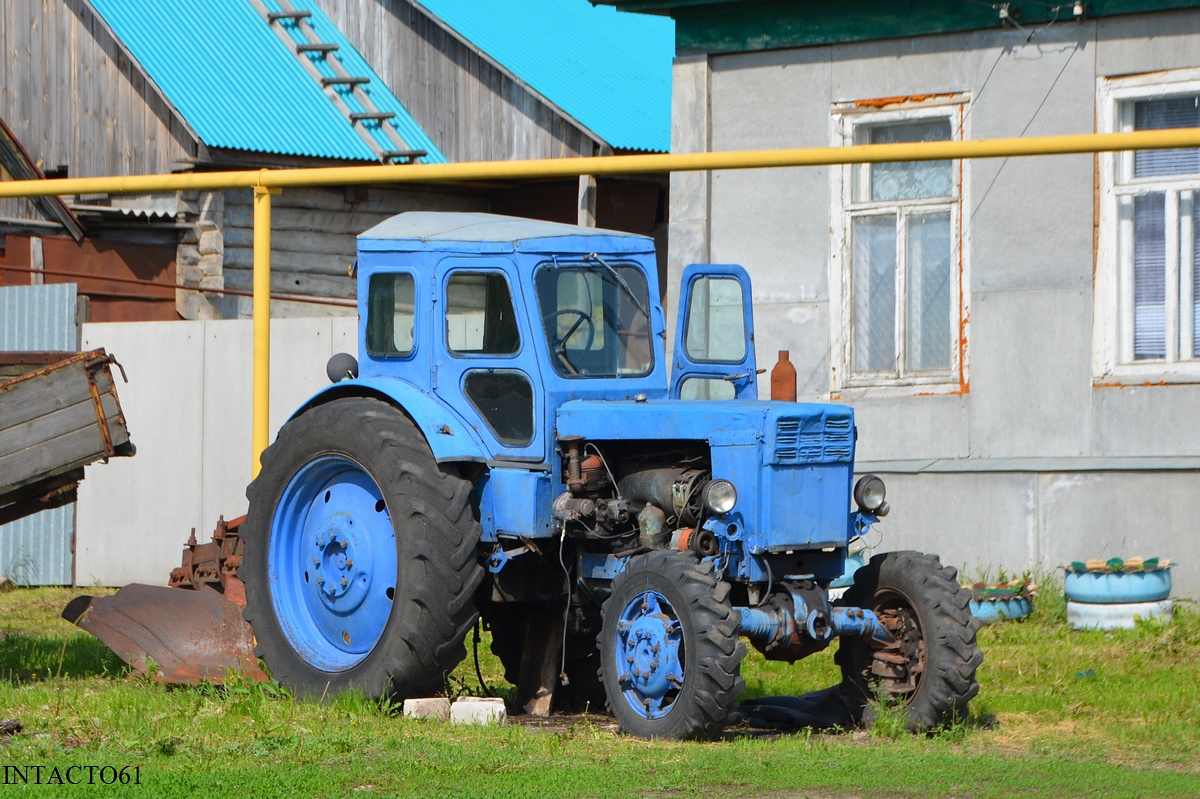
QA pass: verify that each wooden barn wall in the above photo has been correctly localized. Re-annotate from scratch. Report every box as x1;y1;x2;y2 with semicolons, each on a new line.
219;184;486;318
313;0;602;163
0;0;195;220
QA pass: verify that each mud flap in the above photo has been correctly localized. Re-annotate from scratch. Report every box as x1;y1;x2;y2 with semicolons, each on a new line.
63;584;267;684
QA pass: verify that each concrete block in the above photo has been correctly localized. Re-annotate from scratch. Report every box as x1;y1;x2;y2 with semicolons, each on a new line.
853;394;969;463
403;697;451;722
711;46;831;150
753;302;829;399
1038;471;1198;599
1092;384;1200;457
830;33;971;101
1096;10;1200;77
198;253;223;276
450;697;507;726
177;244;200;267
198;229;224;256
865;471;1037;581
967;289;1091;459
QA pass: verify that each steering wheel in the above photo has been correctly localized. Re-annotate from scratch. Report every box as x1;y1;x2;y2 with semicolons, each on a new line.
542;309;596;374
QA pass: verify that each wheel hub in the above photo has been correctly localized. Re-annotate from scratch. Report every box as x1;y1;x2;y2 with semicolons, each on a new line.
313;518;366;605
269;456;397;671
614;591;684;719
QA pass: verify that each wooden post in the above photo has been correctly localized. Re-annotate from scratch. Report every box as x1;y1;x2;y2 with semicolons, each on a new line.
578;174;596;227
515;610;564;717
29;237;43;285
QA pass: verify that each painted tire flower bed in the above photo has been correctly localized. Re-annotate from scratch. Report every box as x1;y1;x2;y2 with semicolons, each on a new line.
1063;558;1173;630
967;578;1036;623
1063;558;1172;604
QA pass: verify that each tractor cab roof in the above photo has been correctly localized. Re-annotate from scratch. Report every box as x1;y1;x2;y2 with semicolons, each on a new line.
357;212;655;256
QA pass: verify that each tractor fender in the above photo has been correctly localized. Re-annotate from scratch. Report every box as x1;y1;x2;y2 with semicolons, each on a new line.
290;378;490;464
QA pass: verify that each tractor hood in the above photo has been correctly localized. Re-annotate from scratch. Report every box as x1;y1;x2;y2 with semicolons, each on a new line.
558;399;858;558
556;399;856;466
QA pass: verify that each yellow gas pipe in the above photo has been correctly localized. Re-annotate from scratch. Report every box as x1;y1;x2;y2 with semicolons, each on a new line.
1;127;1197;473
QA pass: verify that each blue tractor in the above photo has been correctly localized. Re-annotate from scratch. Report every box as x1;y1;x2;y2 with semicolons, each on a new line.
239;212;982;739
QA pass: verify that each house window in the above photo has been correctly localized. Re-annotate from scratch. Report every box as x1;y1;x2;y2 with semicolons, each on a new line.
1099;74;1200;377
833;101;965;390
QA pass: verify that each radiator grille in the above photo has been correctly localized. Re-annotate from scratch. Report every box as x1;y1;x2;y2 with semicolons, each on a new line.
773;414;853;464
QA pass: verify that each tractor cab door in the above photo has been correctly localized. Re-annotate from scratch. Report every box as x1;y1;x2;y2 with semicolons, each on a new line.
433;257;544;461
670;263;757;400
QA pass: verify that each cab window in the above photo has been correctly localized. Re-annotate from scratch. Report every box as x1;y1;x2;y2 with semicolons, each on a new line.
366;272;416;358
445;272;520;355
534;258;653;377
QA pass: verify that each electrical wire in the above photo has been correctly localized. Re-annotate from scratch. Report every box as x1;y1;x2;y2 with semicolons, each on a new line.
0;263;356;307
557;520;571;687
584;443;622;500
471;621;493;697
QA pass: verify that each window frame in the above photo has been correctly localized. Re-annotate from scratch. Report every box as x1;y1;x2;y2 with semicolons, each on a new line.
1096;69;1200;383
829;96;969;396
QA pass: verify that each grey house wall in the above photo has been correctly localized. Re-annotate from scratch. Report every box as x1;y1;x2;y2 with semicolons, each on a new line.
670;10;1200;597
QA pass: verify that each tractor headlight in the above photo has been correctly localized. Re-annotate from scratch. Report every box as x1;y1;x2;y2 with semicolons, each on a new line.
703;479;737;516
854;474;887;514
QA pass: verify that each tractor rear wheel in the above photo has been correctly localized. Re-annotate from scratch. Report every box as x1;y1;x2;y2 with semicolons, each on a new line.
241;397;482;699
599;551;745;740
835;550;982;730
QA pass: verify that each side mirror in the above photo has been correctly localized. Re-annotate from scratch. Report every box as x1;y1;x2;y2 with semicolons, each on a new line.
326;352;359;383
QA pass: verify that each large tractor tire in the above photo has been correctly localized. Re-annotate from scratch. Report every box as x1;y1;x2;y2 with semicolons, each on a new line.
598;551;745;740
241;397;483;699
835;550;982;730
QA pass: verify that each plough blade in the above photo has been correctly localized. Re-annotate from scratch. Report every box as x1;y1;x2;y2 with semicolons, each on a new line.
62;584;267;684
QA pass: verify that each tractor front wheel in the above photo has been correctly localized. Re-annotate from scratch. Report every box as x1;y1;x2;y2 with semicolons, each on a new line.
241;397;482;699
835;550;982;730
599;551;745;740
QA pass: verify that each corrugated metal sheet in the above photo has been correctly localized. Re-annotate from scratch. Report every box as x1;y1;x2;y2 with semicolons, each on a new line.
86;0;445;163
413;0;674;152
277;0;445;162
0;283;78;586
0;283;77;350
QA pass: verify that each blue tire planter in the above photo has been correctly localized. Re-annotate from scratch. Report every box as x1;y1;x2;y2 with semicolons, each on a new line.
969;596;1033;624
1067;599;1173;631
1064;569;1171;604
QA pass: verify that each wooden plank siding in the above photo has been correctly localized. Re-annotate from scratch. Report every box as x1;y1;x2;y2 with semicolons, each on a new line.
219;184;485;316
0;0;195;222
313;0;604;163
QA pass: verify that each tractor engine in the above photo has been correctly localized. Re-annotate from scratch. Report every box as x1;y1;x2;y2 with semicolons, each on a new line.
552;435;728;559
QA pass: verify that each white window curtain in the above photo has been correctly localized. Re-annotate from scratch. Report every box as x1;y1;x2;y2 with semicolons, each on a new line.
1118;94;1200;364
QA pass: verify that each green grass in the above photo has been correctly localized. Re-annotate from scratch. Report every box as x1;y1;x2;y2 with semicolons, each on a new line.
1;586;1198;798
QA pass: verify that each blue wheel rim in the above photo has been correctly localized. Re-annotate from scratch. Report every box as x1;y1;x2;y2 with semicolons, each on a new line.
268;455;397;672
613;590;685;720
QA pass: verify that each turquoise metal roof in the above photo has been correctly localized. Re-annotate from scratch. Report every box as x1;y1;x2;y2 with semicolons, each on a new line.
86;0;445;163
413;0;674;152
